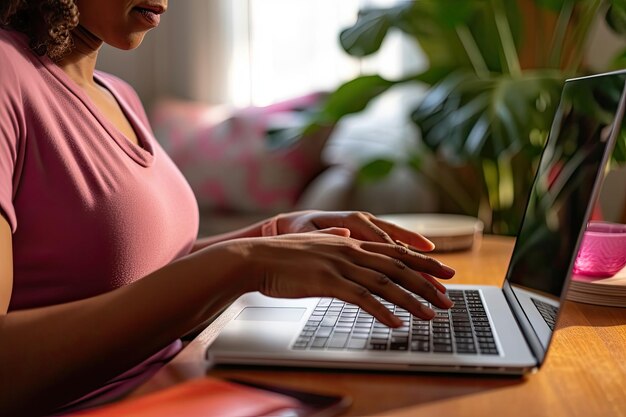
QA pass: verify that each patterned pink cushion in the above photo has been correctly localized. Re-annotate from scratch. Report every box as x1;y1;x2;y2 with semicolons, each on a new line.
150;94;332;213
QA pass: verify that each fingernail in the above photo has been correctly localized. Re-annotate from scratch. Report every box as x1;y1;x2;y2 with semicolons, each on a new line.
422;273;446;293
422;238;435;251
441;264;456;277
436;290;454;308
424;306;436;320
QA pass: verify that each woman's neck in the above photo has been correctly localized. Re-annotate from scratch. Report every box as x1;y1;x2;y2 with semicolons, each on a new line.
56;25;103;88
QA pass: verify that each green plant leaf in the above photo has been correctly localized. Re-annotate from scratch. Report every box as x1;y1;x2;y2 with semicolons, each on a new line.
321;75;395;122
339;5;411;57
413;70;564;162
426;1;477;29
606;2;626;35
357;159;396;184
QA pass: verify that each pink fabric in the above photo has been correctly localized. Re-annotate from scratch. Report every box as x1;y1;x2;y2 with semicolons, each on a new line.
0;29;199;408
150;95;331;213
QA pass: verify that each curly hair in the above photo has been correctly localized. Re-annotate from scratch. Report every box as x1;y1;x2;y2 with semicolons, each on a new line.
0;0;79;61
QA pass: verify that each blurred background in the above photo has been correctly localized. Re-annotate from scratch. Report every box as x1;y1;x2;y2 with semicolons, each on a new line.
97;0;626;237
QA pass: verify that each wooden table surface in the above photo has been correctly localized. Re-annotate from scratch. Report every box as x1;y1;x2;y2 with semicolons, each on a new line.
133;235;626;417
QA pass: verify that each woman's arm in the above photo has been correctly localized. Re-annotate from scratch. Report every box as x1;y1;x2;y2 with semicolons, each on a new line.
191;210;437;254
0;215;249;416
191;218;267;253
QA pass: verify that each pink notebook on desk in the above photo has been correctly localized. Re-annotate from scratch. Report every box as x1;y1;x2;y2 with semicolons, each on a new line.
71;377;349;417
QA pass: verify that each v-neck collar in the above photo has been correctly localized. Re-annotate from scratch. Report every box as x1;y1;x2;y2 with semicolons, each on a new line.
35;45;155;167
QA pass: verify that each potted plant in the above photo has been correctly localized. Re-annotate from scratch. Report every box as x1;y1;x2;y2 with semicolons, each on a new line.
316;0;626;234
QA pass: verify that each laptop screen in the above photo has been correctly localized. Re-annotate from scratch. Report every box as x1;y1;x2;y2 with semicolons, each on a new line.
503;71;626;361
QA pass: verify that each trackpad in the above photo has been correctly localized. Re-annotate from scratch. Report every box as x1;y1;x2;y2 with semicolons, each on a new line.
235;307;306;322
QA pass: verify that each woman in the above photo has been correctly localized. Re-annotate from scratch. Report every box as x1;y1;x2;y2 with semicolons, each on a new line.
0;1;455;415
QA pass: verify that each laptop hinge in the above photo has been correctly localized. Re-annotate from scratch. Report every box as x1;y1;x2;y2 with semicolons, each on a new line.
502;282;546;364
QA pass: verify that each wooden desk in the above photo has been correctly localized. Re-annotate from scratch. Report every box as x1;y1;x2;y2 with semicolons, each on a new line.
133;235;626;416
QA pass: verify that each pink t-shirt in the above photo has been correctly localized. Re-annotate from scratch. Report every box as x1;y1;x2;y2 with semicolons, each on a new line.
0;29;200;408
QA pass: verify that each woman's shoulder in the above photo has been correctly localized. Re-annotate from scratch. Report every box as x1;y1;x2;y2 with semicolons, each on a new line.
0;28;33;63
0;28;39;89
0;29;32;111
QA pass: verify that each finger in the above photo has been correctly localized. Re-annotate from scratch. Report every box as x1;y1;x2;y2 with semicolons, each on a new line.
369;217;435;252
349;244;454;309
420;272;447;294
338;212;395;244
262;266;401;327
337;280;403;328
395;239;435;256
389;268;454;310
343;265;436;320
313;227;351;238
360;241;455;279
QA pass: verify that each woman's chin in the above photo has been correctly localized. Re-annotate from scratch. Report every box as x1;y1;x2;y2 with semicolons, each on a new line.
109;33;148;50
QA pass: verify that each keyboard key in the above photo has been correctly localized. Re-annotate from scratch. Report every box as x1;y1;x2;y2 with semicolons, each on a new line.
410;341;430;352
347;338;367;350
316;327;333;337
390;342;409;351
368;342;388;350
327;334;349;349
352;328;370;334
321;316;339;327
311;337;328;348
390;336;408;343
433;344;453;353
334;327;351;333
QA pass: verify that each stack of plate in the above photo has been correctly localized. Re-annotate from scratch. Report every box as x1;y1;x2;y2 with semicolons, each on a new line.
377;213;484;252
567;269;626;307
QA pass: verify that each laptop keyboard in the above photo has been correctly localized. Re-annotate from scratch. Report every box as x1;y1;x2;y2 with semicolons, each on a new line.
531;298;558;331
292;289;499;355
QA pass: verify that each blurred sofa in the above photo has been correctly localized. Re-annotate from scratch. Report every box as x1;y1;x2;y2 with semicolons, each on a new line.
149;92;438;237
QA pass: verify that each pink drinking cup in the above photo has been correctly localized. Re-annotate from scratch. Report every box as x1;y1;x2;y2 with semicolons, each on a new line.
573;221;626;278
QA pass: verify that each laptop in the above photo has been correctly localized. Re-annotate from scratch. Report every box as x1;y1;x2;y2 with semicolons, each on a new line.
206;70;626;375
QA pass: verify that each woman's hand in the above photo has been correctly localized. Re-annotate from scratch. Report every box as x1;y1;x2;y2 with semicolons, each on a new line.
272;210;436;252
225;230;455;328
